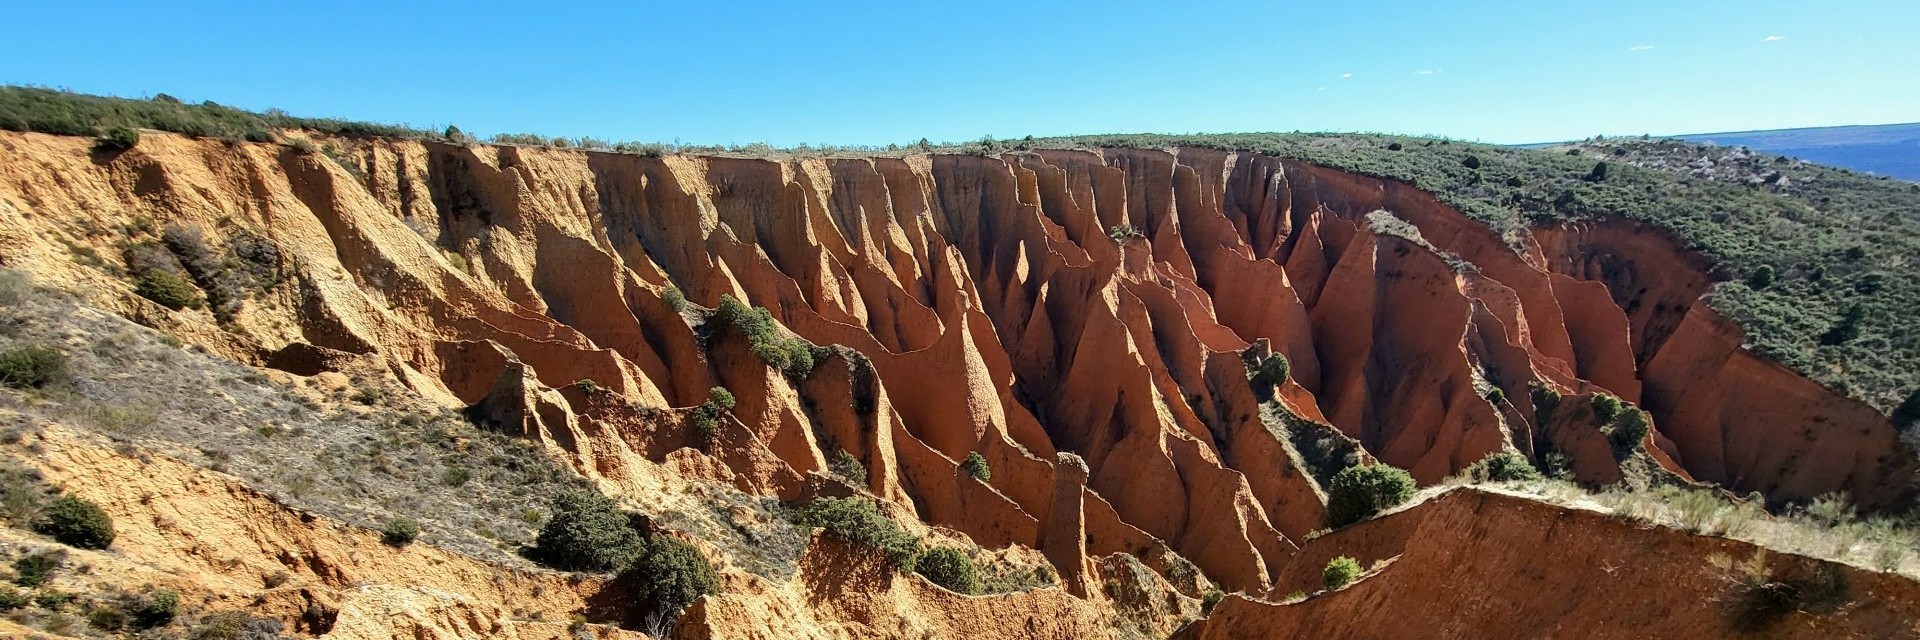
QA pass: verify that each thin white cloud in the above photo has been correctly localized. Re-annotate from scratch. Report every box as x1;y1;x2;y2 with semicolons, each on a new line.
1763;35;1787;42
1629;44;1656;51
1341;72;1353;79
1316;87;1327;92
1415;69;1444;76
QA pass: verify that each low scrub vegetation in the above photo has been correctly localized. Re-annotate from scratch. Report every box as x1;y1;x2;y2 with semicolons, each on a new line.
914;546;980;594
0;345;65;389
795;496;921;571
689;386;735;446
623;534;720;630
1322;555;1361;590
1325;464;1416;528
709;294;820;379
1463;451;1541;482
1712;550;1848;632
381;517;420;546
530;490;645;572
828;449;867;484
33;495;115;549
960;451;990;481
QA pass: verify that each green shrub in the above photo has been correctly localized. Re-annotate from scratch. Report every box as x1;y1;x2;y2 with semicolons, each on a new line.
382;518;420;546
1253;353;1291;387
690;406;721;445
1748;264;1776;289
663;286;687;312
0;345;66;389
623;535;719;621
1323;556;1362;590
531;490;645;572
134;270;203;310
97;125;139;151
829;449;867;485
1606;410;1650;459
707;386;736;410
1465;451;1541;482
1484;387;1506;404
186;611;285;640
1325;464;1416;528
711;294;817;378
795;497;920;571
0;585;27;610
34;495;115;549
1590;394;1624;423
690;387;734;446
960;451;990;482
1201;588;1225;613
127;587;179;630
441;466;471;487
913;547;980;595
10;552;58;587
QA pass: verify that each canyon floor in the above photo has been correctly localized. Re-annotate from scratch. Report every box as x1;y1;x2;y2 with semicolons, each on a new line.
0;113;1916;639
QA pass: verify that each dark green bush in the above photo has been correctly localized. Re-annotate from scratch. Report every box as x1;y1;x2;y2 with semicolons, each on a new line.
1254;353;1291;387
913;547;980;594
1323;555;1362;590
127;587;180;630
382;518;420;546
1590;394;1624;423
134;270;203;310
1484;387;1506;404
1325;464;1415;528
10;552;58;587
1585;161;1609;182
690;387;734;446
1748;264;1776;289
960;451;990;482
97;125;139;151
707;386;736;410
829;449;867;484
34;495;115;549
796;497;921;571
0;345;66;389
1464;451;1541;482
690;406;721;445
531;490;645;572
663;286;687;312
441;466;471;487
1605;409;1650;459
623;535;719;622
711;294;818;378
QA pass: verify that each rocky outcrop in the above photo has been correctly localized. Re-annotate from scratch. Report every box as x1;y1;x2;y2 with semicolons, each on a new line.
0;129;1910;603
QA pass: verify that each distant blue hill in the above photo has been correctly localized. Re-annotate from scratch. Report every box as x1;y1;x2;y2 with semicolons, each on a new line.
1520;123;1920;180
1529;123;1912;181
1672;123;1920;181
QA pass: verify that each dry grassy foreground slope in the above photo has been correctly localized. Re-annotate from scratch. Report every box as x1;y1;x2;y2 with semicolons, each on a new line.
0;128;1914;638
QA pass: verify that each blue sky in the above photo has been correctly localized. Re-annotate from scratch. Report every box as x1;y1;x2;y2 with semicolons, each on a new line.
3;1;1917;146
